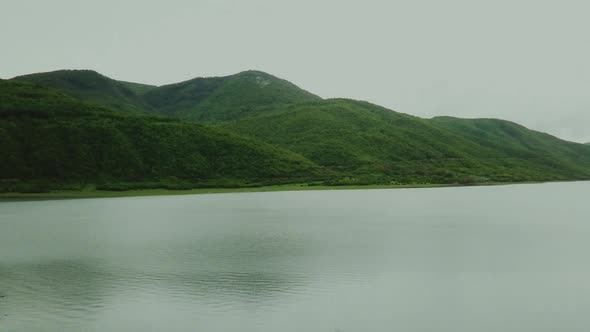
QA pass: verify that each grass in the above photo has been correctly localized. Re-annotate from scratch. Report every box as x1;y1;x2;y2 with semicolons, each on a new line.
0;181;551;201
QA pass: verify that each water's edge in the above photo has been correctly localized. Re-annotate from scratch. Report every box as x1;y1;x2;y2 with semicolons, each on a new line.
2;180;584;201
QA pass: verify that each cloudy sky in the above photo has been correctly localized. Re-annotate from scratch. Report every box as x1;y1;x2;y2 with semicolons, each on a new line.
2;0;589;142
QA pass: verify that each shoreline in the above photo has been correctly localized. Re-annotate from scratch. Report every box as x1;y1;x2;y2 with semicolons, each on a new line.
0;181;565;201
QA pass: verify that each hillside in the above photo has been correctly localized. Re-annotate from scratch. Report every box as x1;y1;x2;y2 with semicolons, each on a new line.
0;81;321;192
143;70;321;120
223;99;590;184
431;116;590;166
4;69;590;189
12;70;157;114
12;69;322;121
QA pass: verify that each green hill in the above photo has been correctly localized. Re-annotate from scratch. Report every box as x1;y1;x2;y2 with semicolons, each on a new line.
143;70;321;120
5;69;590;189
223;99;590;184
12;69;321;121
13;70;157;114
0;81;321;192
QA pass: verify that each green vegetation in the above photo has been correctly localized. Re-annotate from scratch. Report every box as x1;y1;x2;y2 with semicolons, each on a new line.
223;99;590;184
0;81;321;193
13;70;157;114
0;182;514;200
3;69;590;195
13;69;321;121
143;70;321;120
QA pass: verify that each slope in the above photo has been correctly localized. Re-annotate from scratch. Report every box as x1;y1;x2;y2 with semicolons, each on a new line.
223;99;590;184
12;69;157;114
143;70;322;120
0;81;321;192
7;69;590;186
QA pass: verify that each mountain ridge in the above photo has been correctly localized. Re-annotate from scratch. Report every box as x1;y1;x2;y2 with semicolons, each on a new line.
223;98;590;184
0;80;324;192
13;69;158;114
142;69;322;120
3;68;590;191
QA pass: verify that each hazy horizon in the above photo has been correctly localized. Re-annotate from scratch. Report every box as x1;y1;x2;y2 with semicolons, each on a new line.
2;0;589;142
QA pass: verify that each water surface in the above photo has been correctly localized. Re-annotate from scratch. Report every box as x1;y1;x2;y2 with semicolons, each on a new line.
1;182;590;331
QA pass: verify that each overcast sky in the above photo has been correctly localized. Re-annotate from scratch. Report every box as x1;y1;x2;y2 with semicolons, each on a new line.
2;0;589;142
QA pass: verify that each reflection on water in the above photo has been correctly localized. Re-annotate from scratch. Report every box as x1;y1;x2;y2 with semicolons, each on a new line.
2;182;590;331
0;259;308;330
0;260;107;330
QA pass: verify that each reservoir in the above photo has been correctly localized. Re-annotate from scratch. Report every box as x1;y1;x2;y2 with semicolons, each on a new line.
1;182;589;331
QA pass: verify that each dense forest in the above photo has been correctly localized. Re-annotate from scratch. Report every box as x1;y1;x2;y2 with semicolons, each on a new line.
223;99;590;184
3;69;590;193
0;81;321;192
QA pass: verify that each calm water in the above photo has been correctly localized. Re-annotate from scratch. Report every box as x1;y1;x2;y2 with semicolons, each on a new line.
1;182;590;332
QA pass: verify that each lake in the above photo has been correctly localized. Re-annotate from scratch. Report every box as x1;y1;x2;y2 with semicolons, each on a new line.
1;182;590;331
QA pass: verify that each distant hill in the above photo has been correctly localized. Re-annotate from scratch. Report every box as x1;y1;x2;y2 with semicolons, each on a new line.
4;69;590;189
13;70;157;114
223;99;590;184
12;70;321;121
143;70;321;120
0;81;321;192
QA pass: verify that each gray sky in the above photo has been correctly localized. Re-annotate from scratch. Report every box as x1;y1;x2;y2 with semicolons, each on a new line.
2;0;589;142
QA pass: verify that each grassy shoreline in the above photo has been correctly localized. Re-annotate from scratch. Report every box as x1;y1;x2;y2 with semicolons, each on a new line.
0;181;553;201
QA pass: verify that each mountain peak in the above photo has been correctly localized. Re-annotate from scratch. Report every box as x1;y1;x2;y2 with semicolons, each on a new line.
143;70;321;120
14;69;104;81
12;69;155;113
235;69;272;76
233;70;278;87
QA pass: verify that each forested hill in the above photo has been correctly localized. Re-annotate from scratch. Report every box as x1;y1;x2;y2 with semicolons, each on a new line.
3;69;590;191
13;70;321;121
222;99;590;184
0;81;321;192
13;70;158;114
143;70;322;120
